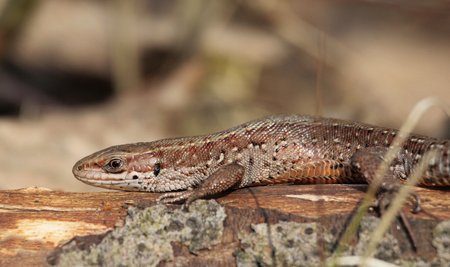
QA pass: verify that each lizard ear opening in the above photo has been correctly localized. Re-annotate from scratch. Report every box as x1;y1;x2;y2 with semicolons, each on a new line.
153;162;161;177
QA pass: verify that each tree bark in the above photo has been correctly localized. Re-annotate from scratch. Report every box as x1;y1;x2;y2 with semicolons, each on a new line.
1;185;449;266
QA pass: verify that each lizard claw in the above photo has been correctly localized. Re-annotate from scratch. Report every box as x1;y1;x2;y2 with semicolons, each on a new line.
375;190;393;215
375;187;422;214
409;192;421;214
157;191;192;204
374;186;420;252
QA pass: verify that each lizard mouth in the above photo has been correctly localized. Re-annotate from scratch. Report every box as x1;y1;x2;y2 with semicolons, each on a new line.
73;170;157;192
72;159;130;182
73;171;141;191
73;170;130;182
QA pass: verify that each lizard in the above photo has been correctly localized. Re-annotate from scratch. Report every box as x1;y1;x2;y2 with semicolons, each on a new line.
72;115;450;207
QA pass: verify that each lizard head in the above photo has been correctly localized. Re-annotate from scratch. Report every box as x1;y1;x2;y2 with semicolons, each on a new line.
72;142;204;192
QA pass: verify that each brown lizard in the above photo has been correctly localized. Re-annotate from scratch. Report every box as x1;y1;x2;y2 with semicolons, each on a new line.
73;115;450;206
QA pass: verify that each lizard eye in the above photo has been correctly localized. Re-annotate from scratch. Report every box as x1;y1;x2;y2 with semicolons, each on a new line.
153;162;161;177
104;158;124;173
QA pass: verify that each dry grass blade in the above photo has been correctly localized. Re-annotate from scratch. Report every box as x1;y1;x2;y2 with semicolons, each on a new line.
328;97;450;267
361;149;439;264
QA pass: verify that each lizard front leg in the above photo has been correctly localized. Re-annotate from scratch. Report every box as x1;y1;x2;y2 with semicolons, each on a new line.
157;163;245;206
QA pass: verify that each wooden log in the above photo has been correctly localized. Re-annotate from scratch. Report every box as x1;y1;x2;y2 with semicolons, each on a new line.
1;185;449;266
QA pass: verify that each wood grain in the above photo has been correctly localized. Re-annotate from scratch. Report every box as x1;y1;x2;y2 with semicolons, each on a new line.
1;185;449;266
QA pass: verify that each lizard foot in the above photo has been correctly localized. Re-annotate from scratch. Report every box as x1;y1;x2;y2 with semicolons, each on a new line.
375;185;421;214
157;191;193;204
374;186;420;251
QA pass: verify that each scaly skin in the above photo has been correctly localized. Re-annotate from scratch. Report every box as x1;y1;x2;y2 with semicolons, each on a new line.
73;115;450;204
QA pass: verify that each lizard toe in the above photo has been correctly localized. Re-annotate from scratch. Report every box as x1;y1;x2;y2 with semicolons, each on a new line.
157;191;192;204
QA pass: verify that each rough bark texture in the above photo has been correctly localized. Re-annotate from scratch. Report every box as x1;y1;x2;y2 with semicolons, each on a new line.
1;185;450;266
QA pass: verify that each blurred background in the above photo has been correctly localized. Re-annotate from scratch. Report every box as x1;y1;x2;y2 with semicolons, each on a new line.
0;0;449;191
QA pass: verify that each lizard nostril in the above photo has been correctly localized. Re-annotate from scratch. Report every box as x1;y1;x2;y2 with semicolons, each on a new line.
77;165;83;171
